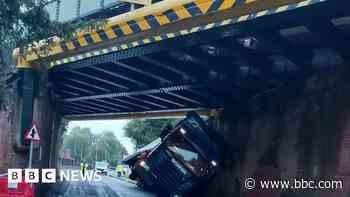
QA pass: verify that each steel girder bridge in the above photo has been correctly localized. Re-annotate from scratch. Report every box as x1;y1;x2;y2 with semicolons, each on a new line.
14;0;350;120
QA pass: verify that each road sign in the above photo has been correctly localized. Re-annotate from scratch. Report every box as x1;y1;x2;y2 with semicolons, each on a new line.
25;123;40;141
25;123;41;169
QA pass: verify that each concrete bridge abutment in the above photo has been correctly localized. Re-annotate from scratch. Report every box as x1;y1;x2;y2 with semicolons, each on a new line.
5;65;64;195
5;65;63;191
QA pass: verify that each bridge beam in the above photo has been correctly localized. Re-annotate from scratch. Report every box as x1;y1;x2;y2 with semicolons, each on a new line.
60;77;111;93
67;69;130;90
136;56;192;81
61;84;202;102
112;60;171;84
108;97;152;110
125;95;168;109
89;65;149;88
65;108;212;120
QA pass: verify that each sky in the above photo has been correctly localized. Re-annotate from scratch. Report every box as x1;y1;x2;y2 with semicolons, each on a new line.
67;119;136;154
46;0;117;21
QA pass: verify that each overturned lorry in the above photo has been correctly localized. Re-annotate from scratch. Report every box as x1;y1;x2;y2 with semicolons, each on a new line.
126;112;223;197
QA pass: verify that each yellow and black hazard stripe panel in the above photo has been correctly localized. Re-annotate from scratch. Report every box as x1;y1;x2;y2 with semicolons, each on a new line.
47;0;242;54
183;2;203;16
83;34;94;44
143;15;160;28
111;25;124;37
49;0;326;68
60;42;69;52
23;0;260;62
127;20;142;33
163;9;180;22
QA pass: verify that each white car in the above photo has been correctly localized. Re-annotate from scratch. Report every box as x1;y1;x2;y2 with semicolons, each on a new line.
94;161;109;175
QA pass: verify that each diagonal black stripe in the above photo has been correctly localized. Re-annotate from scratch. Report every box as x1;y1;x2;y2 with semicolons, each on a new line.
144;15;160;28
111;25;124;37
60;42;69;51
97;30;109;41
183;2;202;16
83;34;94;44
207;0;224;12
163;9;179;21
127;20;142;33
71;39;80;49
236;0;246;6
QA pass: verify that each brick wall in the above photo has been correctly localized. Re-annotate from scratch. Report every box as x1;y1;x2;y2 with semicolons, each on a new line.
205;66;350;197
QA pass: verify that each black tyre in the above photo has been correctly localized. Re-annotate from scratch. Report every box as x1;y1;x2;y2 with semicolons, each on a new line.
129;172;136;180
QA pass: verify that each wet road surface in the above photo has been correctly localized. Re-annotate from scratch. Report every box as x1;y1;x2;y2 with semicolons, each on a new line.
47;175;157;197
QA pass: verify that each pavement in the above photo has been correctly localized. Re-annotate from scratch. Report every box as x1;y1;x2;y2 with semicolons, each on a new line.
45;174;157;197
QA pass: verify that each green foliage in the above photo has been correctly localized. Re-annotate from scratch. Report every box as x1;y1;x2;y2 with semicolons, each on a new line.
91;131;127;166
62;127;93;162
0;0;75;107
1;0;52;48
56;118;69;155
62;127;127;166
124;119;178;147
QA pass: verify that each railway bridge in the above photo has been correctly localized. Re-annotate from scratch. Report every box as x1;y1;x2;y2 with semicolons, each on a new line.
8;0;350;196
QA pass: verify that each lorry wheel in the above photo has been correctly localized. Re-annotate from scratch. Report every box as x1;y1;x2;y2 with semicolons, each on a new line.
129;172;136;180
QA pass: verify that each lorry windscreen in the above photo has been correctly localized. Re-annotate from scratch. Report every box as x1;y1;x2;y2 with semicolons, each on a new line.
164;128;211;177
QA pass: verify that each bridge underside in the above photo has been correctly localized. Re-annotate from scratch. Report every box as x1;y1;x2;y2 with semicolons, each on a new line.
49;0;350;119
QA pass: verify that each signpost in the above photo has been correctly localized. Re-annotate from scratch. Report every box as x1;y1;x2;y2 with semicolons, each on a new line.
25;123;41;169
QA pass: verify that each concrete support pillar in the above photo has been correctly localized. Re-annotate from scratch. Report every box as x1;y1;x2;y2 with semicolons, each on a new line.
7;68;38;169
30;67;63;196
6;65;60;174
49;113;63;169
19;69;35;146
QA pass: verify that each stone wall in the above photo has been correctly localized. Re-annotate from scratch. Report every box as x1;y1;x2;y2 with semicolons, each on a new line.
206;66;350;197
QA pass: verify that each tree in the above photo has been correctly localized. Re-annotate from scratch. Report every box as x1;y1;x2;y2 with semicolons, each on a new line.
124;119;178;147
62;127;127;166
0;0;74;49
0;0;75;107
62;127;94;163
92;131;127;166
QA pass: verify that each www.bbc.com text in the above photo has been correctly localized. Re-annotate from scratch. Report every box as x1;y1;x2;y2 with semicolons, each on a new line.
244;178;343;191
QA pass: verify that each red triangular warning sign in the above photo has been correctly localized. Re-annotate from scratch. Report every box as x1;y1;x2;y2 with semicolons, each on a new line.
25;123;40;141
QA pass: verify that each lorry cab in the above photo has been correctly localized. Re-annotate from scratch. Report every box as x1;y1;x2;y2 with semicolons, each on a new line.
133;112;222;197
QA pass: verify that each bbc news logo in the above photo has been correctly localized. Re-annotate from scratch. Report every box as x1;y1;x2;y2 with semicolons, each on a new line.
8;169;102;183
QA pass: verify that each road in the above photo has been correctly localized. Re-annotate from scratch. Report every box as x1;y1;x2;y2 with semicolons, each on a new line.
46;175;158;197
